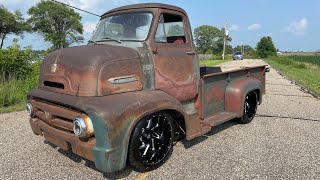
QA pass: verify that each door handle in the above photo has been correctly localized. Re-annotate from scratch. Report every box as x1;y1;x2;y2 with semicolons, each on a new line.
152;49;158;54
186;51;195;55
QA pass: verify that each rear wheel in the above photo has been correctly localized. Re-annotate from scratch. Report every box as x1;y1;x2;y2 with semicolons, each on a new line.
128;112;174;172
238;91;258;124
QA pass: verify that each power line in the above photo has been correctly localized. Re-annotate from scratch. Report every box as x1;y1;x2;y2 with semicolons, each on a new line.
51;0;101;17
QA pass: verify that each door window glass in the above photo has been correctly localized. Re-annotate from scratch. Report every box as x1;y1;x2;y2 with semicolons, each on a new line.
155;13;186;44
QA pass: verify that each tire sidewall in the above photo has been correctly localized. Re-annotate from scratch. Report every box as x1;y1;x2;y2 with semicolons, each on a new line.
128;112;174;172
240;91;258;124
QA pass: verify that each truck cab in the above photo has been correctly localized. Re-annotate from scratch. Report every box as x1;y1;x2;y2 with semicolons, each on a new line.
27;3;267;173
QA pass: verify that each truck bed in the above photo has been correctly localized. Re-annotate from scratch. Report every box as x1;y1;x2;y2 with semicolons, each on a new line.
198;65;267;120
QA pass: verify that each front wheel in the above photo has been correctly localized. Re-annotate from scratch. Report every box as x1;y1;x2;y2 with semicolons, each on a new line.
128;112;174;172
238;91;258;124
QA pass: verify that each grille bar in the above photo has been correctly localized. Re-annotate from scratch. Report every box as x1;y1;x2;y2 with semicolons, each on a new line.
31;99;82;133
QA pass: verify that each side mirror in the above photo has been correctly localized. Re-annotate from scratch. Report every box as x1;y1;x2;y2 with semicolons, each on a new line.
265;67;270;72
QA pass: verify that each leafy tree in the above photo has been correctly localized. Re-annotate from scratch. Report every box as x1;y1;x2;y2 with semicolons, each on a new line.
194;25;232;55
194;25;222;54
234;45;254;53
27;0;83;50
0;5;29;49
213;27;232;54
256;36;276;58
225;45;233;54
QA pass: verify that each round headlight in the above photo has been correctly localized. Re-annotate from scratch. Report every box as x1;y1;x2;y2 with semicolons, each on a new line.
73;117;87;137
26;103;33;116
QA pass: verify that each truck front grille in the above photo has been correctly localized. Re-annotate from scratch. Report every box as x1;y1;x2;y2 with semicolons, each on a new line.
30;99;82;134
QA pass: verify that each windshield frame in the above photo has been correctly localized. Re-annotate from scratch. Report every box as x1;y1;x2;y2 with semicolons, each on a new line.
90;11;155;43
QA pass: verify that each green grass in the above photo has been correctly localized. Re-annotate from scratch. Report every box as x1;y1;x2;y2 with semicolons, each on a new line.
0;102;25;114
200;59;230;66
265;57;320;96
0;71;39;114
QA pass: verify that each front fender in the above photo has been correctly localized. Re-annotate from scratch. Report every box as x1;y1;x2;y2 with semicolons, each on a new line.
225;77;262;117
82;90;187;173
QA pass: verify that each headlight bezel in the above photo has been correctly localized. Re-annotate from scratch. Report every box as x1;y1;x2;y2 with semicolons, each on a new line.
73;115;94;138
26;103;34;116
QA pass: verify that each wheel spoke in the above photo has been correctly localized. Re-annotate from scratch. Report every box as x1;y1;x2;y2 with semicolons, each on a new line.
143;144;150;156
139;141;146;150
146;119;152;130
138;114;172;164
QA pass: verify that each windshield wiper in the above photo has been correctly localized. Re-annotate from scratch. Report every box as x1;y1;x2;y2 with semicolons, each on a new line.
101;37;121;43
88;40;97;44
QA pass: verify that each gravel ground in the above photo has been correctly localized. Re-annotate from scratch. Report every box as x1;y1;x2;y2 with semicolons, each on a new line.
1;59;320;179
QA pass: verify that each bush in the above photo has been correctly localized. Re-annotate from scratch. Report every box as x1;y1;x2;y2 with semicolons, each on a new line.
0;39;36;80
0;39;40;108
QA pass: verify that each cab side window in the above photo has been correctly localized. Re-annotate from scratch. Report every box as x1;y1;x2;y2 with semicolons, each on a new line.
155;13;186;44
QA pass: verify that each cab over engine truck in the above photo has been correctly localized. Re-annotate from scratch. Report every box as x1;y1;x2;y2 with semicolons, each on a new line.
26;3;267;173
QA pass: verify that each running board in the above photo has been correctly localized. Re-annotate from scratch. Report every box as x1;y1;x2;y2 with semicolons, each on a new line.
201;112;238;127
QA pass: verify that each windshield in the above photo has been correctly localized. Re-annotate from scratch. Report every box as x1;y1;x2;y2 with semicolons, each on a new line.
234;52;242;55
90;13;153;42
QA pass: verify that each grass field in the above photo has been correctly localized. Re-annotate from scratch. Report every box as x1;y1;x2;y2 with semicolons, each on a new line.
287;55;320;67
265;57;320;96
280;52;320;56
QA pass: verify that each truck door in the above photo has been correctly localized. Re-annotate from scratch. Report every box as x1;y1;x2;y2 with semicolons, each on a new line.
152;11;198;102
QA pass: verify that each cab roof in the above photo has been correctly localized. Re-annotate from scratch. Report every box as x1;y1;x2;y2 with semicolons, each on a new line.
101;3;187;17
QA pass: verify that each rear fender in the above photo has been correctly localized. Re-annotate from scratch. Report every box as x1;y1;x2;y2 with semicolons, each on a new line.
225;77;262;117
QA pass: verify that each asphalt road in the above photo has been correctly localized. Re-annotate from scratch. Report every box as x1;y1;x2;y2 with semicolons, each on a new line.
1;59;320;179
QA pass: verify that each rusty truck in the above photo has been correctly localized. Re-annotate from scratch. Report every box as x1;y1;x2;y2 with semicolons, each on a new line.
26;3;267;173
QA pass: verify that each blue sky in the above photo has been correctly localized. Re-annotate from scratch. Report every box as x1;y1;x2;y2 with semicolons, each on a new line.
1;0;319;51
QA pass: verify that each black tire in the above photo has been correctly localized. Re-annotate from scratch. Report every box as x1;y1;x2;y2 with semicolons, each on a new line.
128;112;174;172
238;91;258;124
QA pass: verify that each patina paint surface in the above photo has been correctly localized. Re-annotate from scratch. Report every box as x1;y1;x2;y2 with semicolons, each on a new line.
151;9;198;102
202;74;228;118
40;44;141;96
225;77;262;116
199;66;266;119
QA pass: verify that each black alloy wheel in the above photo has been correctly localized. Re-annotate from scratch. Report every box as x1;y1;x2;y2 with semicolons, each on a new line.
238;91;258;124
128;112;174;172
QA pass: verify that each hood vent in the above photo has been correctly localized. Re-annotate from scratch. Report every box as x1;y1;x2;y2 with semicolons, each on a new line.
44;81;65;89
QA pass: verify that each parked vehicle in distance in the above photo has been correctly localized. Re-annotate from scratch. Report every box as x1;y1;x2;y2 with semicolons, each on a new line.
26;3;267;173
233;51;244;60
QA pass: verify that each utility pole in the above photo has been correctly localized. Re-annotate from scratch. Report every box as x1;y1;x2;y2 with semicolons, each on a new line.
241;42;243;54
222;21;229;60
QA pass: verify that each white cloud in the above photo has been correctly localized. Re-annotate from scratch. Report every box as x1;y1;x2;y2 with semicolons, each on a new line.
229;24;240;31
247;24;262;30
285;18;307;35
83;21;98;33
